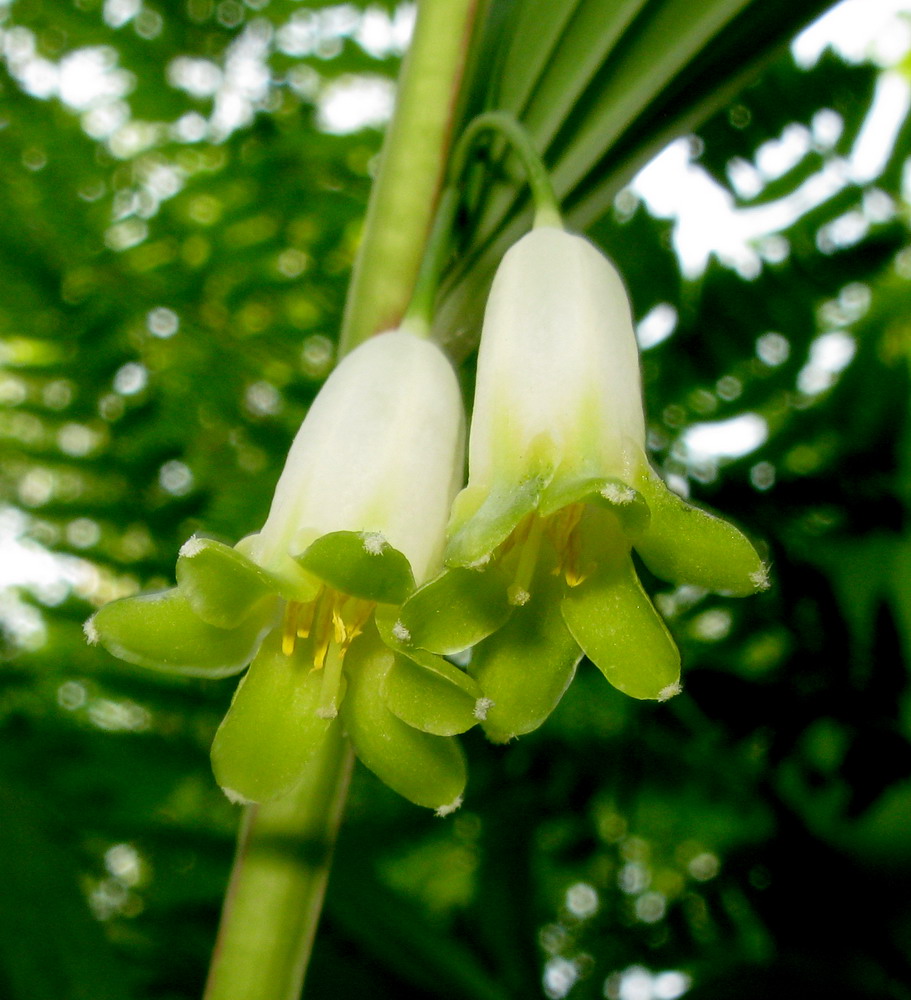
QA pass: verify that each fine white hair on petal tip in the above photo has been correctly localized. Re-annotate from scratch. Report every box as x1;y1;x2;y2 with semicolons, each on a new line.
362;532;386;556
83;617;99;645
473;697;494;721
600;482;636;505
658;681;682;702
179;535;207;558
391;620;411;643
509;588;530;607
435;796;463;818
750;565;771;591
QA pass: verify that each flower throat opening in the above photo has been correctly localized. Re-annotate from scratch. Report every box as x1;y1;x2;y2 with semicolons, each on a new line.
281;588;375;718
501;502;591;606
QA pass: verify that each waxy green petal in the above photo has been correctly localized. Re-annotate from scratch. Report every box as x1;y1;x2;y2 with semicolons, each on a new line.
538;473;651;536
176;535;301;627
635;472;769;596
394;565;513;655
561;554;681;701
87;587;273;677
210;631;337;804
469;557;582;743
295;530;415;604
446;476;546;568
383;650;483;736
341;629;466;813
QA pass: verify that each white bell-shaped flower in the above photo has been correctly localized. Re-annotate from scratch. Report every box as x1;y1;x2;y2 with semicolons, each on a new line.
397;228;767;738
88;330;473;812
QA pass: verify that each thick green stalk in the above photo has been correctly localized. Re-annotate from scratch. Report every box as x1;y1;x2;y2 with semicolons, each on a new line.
339;0;481;355
203;725;354;1000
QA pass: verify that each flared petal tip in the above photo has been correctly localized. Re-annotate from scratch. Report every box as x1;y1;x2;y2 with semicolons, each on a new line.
83;616;99;645
435;796;463;818
221;785;255;806
657;681;682;702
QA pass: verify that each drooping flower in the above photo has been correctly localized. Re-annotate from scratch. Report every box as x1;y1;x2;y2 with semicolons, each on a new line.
86;330;477;813
394;227;768;741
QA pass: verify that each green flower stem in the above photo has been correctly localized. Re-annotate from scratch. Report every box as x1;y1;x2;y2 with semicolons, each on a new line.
402;112;561;334
449;112;563;230
203;725;355;1000
400;185;461;339
339;0;482;355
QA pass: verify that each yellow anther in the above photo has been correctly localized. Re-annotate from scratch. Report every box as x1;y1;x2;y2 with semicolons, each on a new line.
282;588;377;676
547;504;590;588
313;632;331;671
331;599;347;646
340;597;374;650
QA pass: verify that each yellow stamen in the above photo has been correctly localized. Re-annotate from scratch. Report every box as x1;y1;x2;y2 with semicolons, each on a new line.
338;596;374;651
311;591;335;670
507;514;545;606
282;601;301;656
316;639;345;719
331;598;347;645
552;504;590;587
281;588;377;726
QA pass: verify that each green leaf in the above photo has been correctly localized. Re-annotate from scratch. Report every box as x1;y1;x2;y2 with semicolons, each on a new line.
295;530;415;604
635;471;768;595
383;650;483;736
0;762;130;1000
87;587;274;677
469;554;582;742
210;631;337;804
561;550;681;701
341;629;467;812
395;566;513;655
176;535;288;627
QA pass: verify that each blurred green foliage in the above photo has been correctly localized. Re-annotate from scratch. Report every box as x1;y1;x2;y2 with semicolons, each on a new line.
1;0;911;998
